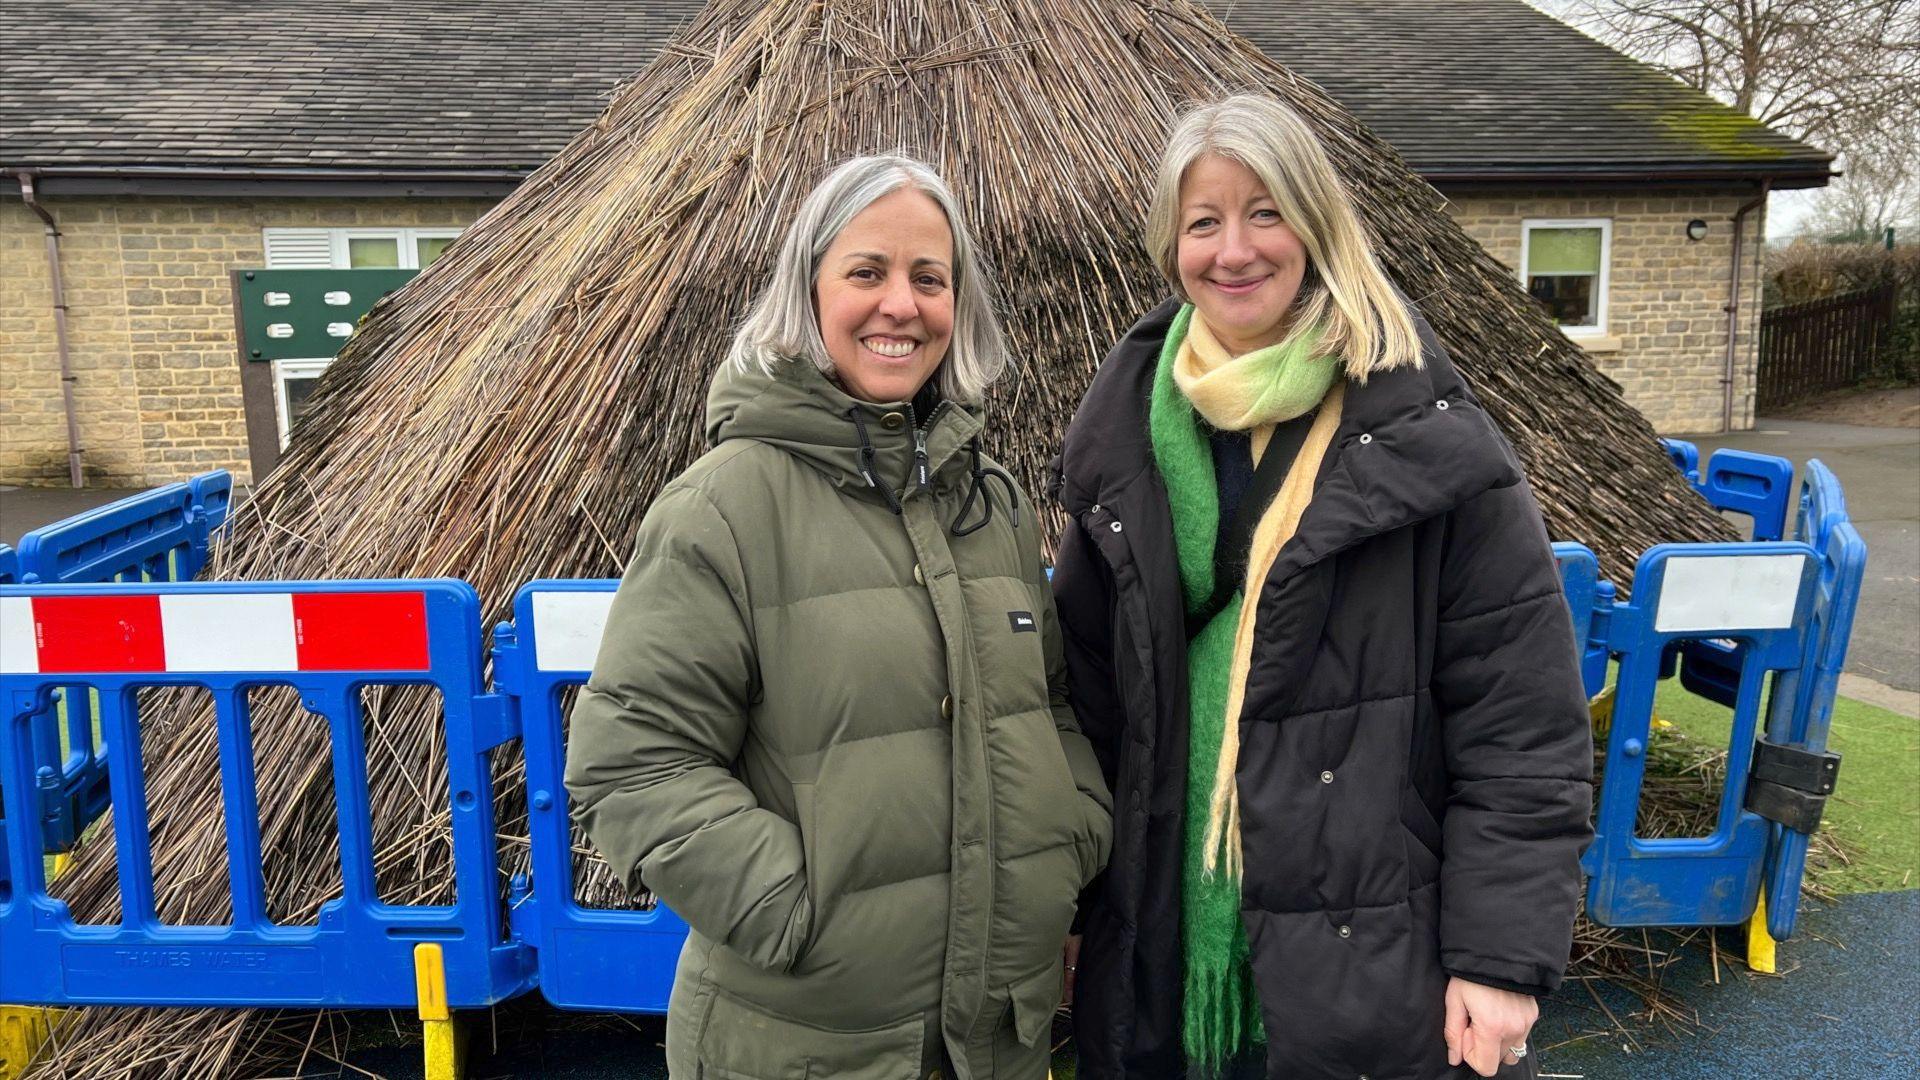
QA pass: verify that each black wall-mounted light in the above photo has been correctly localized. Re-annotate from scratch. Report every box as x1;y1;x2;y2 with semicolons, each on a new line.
1686;219;1709;242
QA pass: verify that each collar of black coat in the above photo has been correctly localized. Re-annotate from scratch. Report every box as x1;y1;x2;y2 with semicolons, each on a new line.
704;351;986;504
1057;295;1523;579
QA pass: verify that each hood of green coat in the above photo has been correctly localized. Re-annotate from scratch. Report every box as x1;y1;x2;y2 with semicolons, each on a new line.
705;355;986;503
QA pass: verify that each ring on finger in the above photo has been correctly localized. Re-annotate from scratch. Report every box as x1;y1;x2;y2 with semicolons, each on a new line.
1507;1044;1528;1059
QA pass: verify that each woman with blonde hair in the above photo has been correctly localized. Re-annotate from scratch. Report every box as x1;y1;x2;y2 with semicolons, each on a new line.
567;153;1111;1079
1052;95;1591;1079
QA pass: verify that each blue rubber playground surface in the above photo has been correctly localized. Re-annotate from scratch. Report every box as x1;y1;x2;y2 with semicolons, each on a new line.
1533;889;1919;1078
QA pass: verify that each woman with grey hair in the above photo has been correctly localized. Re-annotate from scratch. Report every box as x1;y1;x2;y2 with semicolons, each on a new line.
1054;95;1591;1079
565;154;1112;1079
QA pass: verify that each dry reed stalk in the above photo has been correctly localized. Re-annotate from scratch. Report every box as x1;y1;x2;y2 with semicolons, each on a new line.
31;1;1741;1074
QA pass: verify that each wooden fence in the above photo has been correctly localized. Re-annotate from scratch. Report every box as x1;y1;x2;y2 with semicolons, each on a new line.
1757;283;1899;410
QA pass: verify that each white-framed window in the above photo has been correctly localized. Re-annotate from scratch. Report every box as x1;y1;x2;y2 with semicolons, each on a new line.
1520;219;1611;336
258;226;460;448
272;357;331;450
262;226;461;270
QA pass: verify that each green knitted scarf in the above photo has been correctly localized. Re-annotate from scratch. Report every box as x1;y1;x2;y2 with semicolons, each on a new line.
1149;304;1335;1071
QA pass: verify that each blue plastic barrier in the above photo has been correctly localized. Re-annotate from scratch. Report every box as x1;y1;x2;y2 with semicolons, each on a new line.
1758;462;1864;938
0;551;12;877
1660;438;1702;486
17;484;192;585
0;580;531;1009
1550;542;1614;700
1657;440;1795;543
1700;450;1796;543
1686;450;1795;708
16;469;231;586
1646;447;1799;708
6;470;236;867
493;580;687;1013
1581;529;1843;934
189;470;234;541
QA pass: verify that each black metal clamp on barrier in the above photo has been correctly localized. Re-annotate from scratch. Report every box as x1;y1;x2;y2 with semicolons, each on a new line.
1744;740;1842;835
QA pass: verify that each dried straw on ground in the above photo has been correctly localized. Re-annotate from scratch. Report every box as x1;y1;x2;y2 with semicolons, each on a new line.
30;1;1740;1075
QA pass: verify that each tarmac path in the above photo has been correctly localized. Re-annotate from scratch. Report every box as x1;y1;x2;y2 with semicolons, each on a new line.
0;484;142;548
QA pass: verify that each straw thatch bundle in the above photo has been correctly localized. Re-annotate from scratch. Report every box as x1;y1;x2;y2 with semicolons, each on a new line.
30;1;1740;1075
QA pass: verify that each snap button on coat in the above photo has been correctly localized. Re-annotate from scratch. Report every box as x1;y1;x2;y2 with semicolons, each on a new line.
1320;770;1334;784
881;411;907;431
913;563;925;586
940;694;953;720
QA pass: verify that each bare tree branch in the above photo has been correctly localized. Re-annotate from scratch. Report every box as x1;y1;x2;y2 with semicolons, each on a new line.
1537;0;1920;234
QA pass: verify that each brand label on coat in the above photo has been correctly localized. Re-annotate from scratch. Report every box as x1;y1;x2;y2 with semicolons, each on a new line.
1008;610;1037;633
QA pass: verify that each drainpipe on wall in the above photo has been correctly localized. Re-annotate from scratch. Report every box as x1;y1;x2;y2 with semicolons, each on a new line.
17;170;85;487
1722;178;1771;433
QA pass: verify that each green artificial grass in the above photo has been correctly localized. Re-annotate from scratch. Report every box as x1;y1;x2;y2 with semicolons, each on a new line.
1649;678;1920;894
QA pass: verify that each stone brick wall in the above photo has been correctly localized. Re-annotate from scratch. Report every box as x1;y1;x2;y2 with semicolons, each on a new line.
1441;187;1768;434
1;196;491;487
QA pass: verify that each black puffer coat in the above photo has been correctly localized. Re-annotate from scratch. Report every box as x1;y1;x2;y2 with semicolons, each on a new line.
1053;300;1594;1080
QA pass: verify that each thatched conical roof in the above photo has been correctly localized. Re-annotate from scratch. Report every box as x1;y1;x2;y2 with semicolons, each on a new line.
235;0;1723;590
36;2;1732;1075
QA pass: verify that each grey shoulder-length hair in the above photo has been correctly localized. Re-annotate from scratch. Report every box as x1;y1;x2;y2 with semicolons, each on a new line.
727;154;1008;405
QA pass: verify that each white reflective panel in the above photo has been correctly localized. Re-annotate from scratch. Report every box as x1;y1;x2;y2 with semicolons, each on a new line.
267;323;294;338
159;593;298;672
326;322;354;338
1654;553;1806;633
263;292;291;307
531;591;616;673
0;597;38;674
323;291;351;306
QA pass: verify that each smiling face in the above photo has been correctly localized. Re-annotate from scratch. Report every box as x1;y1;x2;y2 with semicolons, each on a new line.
1175;153;1310;355
814;187;956;404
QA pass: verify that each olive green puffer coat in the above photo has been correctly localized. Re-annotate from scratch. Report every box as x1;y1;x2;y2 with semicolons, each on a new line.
565;355;1113;1080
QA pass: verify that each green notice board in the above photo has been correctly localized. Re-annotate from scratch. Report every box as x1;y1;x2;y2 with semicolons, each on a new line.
232;268;418;362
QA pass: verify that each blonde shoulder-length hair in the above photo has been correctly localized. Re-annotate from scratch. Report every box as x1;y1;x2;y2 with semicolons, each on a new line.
728;154;1007;405
1144;94;1421;379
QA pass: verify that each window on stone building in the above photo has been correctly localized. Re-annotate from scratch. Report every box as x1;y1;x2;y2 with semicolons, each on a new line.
347;235;402;268
272;357;331;450
1520;219;1611;336
415;235;456;267
258;226;462;447
262;227;462;271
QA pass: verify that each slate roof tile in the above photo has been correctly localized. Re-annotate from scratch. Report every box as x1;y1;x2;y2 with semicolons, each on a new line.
0;0;1828;179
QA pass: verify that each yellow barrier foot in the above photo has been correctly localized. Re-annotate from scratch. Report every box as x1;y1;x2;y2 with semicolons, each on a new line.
414;943;467;1080
1745;886;1779;974
1588;686;1615;739
0;1005;60;1080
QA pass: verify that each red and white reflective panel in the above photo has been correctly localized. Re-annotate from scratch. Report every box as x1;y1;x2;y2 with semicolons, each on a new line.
0;591;430;675
1653;553;1806;634
530;591;615;673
